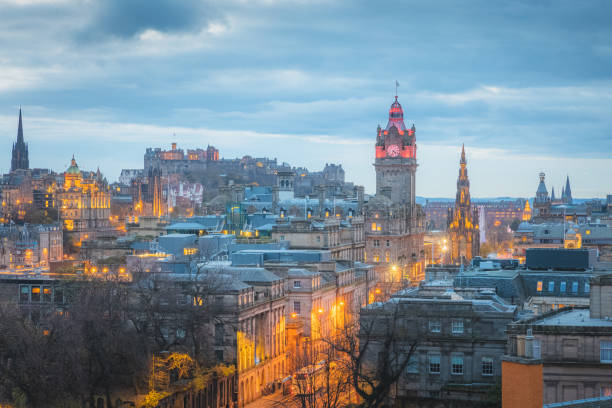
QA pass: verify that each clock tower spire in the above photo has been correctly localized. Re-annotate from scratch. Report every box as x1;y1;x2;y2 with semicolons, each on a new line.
374;96;417;205
364;93;425;286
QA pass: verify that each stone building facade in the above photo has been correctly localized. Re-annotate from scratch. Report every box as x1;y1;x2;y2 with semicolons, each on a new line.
360;283;516;406
271;216;365;262
56;156;112;243
504;274;612;405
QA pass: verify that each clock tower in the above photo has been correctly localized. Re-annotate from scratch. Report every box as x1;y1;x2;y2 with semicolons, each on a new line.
374;96;417;205
364;95;425;290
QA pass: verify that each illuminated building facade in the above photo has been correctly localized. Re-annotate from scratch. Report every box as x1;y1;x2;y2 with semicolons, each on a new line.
447;145;480;264
0;224;62;268
56;156;112;243
10;109;29;172
144;142;219;177
132;167;166;217
364;96;426;285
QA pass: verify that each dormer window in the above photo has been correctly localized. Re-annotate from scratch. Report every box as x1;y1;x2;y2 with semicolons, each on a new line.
293;280;301;289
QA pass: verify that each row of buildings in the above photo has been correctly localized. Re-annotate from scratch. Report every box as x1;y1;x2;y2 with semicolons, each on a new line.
361;248;612;407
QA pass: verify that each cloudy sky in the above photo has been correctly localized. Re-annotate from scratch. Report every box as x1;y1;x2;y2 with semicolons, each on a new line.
0;0;611;198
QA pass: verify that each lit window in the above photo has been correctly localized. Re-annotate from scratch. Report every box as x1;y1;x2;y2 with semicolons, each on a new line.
482;357;493;376
42;286;52;303
293;280;301;289
428;353;440;374
371;223;377;231
560;282;567;292
452;320;464;334
548;281;555;292
429;320;441;333
600;341;612;363
385;251;390;263
31;286;41;302
451;354;464;375
537;281;543;292
572;282;579;293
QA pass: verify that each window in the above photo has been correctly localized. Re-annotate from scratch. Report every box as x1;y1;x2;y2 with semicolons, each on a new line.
385;251;390;263
537;281;543;292
428;353;440;374
54;287;63;304
572;282;579;293
429;320;441;333
560;282;567;292
451;354;464;375
215;323;225;346
405;353;419;374
371;222;377;231
31;286;41;303
452;320;464;334
373;240;380;247
602;386;612;397
386;240;390;247
294;301;301;314
548;281;555;292
293;280;302;289
482;357;493;376
215;350;224;362
601;341;612;363
585;282;590;293
20;285;29;303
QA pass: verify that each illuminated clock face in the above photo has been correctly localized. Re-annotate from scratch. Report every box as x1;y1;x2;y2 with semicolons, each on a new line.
386;144;400;157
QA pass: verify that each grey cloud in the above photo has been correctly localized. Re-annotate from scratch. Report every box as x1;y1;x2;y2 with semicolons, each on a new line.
76;0;219;42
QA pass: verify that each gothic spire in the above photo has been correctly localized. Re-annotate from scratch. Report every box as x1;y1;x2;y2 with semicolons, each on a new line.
460;143;466;165
11;108;29;172
564;175;572;204
17;108;24;143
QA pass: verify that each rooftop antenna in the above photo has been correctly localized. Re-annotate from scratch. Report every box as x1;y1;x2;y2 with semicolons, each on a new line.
395;80;400;99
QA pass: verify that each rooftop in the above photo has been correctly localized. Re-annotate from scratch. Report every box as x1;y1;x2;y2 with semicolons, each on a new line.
533;308;612;327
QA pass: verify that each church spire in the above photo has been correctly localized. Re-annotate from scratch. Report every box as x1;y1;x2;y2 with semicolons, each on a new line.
11;108;29;172
17;108;24;143
460;143;466;165
564;175;572;204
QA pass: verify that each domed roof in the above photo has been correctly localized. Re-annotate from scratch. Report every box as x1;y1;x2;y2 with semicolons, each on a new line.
66;155;80;175
385;96;407;131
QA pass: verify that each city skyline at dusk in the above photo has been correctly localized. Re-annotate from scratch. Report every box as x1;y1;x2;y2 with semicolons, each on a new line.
1;0;611;197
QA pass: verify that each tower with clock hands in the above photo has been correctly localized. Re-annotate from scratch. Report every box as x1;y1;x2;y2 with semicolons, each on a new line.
365;94;425;288
374;95;417;206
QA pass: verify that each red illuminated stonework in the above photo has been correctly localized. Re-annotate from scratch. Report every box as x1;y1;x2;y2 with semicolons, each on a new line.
365;96;426;286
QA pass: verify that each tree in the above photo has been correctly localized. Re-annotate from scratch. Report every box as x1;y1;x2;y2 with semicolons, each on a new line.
322;303;416;408
0;274;150;408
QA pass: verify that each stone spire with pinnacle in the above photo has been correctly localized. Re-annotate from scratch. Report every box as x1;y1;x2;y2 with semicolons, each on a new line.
11;108;29;171
564;175;573;204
